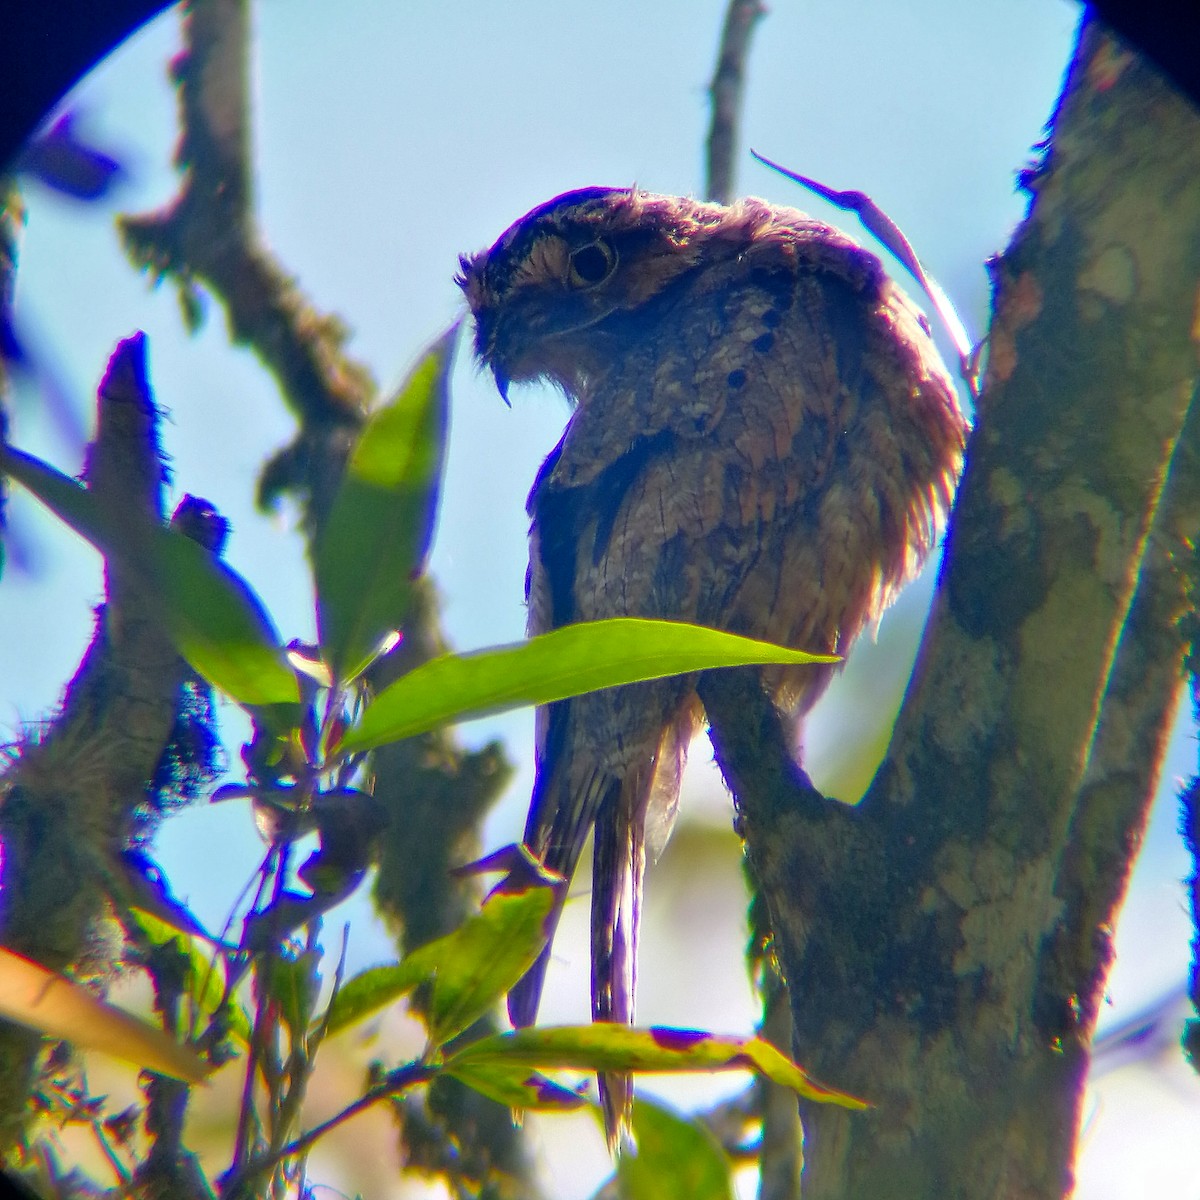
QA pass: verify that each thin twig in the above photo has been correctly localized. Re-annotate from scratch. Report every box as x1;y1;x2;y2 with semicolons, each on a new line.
756;984;801;1200
706;0;767;203
219;1062;437;1198
88;1115;132;1186
307;923;350;1061
230;844;283;1172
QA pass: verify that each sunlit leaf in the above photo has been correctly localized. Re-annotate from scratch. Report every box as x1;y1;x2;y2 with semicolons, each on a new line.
609;1096;733;1200
339;619;838;754
0;444;298;706
0;946;208;1083
413;888;556;1047
315;325;456;684
150;530;299;707
320;958;430;1040
444;1061;587;1112
445;1025;865;1110
321;888;555;1045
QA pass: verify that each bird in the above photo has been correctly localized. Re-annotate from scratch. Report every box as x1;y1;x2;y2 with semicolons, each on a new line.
456;186;968;1148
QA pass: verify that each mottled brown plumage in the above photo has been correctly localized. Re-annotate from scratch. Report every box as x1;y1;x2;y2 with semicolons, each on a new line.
457;187;967;1147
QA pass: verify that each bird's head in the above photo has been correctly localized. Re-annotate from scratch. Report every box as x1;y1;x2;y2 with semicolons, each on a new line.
456;187;756;402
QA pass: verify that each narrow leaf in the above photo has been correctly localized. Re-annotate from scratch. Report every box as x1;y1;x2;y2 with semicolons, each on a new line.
320;888;555;1044
1;445;117;547
319;958;430;1039
0;445;297;706
750;150;976;387
316;325;456;684
0;947;208;1083
339;618;837;753
408;888;556;1048
445;1025;866;1110
265;947;322;1040
151;531;298;706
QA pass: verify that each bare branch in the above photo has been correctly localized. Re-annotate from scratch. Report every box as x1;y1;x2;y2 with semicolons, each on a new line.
706;0;766;203
117;0;374;526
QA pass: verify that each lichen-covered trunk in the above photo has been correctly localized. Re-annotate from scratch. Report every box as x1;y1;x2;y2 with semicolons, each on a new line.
726;17;1200;1199
0;336;192;1150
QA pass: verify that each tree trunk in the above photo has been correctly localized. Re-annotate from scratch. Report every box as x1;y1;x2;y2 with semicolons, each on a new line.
713;17;1200;1197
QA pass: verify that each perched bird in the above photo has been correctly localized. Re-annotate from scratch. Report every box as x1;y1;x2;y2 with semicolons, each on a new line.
457;187;968;1146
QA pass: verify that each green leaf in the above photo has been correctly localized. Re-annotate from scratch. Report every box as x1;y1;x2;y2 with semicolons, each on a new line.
319;958;430;1040
611;1096;733;1200
409;887;556;1048
315;325;456;684
0;444;298;706
127;907;252;1047
320;888;555;1045
339;618;838;753
445;1025;866;1110
150;530;299;707
444;1061;587;1112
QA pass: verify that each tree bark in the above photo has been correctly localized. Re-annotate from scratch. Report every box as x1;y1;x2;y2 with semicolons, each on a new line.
719;17;1200;1197
0;336;196;1149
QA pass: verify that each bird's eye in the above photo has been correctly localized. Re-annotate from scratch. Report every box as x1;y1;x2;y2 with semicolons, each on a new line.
567;240;617;288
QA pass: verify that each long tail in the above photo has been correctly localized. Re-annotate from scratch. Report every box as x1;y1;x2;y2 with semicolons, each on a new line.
591;775;646;1152
508;779;615;1027
506;698;691;1150
507;700;621;1028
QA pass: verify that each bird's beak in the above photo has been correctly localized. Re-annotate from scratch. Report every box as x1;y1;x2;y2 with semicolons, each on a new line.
474;312;511;406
